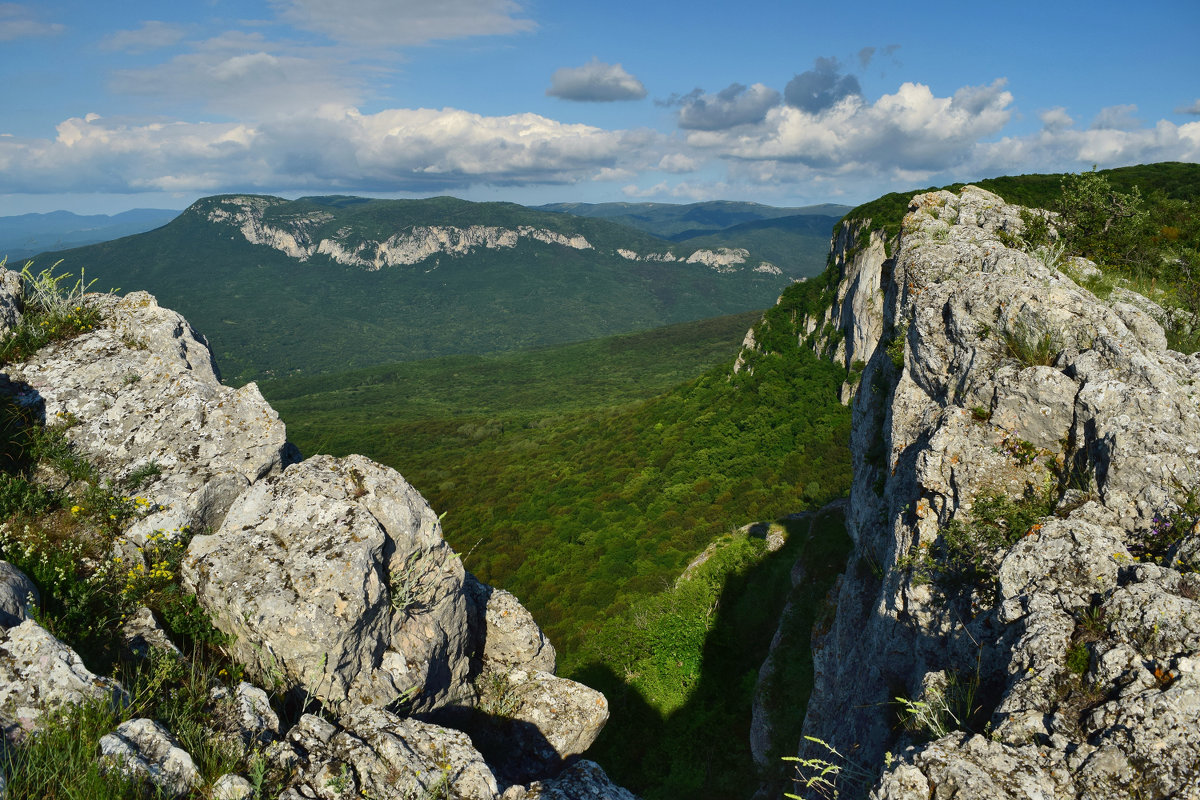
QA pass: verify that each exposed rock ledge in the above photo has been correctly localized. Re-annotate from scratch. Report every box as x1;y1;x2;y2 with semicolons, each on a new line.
0;274;633;798
795;186;1200;798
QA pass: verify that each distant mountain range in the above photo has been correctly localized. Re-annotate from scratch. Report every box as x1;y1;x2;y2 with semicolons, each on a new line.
539;200;850;276
0;208;181;261
33;194;842;383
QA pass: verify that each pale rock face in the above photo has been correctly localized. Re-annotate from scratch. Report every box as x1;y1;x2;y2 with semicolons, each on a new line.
208;196;596;270
99;718;201;799
684;247;749;271
276;710;500;800
732;219;884;395
796;185;1200;799
512;760;640;800
0;269;22;339
465;574;557;674
478;667;610;781
0;620;126;741
2;290;295;540
183;454;472;713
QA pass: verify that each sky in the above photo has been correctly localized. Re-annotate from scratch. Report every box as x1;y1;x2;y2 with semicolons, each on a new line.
1;0;1199;215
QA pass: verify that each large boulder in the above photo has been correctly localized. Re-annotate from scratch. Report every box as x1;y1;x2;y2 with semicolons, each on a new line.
465;574;556;675
183;454;472;713
0;619;126;741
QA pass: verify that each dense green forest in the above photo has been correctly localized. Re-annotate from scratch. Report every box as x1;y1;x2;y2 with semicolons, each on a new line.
265;277;854;797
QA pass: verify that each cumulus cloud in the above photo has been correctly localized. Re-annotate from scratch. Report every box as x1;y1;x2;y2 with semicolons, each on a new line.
0;107;643;195
1090;104;1141;131
101;21;187;53
661;83;781;131
269;0;534;47
1039;107;1074;131
686;80;1013;174
0;3;64;41
656;153;699;173
975;118;1200;176
784;57;861;114
1174;99;1200;115
546;58;647;102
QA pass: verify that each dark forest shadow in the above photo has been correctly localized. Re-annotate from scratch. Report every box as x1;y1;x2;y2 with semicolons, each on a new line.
571;506;852;799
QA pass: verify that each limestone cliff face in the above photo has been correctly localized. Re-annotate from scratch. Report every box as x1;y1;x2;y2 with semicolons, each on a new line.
0;273;633;799
205;194;776;276
793;186;1200;798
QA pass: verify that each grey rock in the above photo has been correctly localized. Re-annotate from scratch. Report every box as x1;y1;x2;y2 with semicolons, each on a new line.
98;717;200;798
796;185;1200;799
183;454;472;713
870;734;1066;799
120;606;182;660
280;709;499;800
212;773;255;800
0;268;22;340
466;573;556;674
2;290;295;540
0;619;125;741
0;561;38;629
209;681;280;750
516;759;640;800
474;667;610;781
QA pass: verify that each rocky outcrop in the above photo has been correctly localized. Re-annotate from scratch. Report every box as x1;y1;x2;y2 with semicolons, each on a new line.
183;453;472;713
794;185;1200;798
616;245;782;275
3;290;297;543
0;560;39;628
0;266;626;796
733;218;887;402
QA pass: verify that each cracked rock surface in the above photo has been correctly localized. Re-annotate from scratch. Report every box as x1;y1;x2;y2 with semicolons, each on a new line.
793;186;1200;799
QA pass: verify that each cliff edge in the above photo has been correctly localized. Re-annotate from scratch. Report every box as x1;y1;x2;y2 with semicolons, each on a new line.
0;272;633;799
789;185;1200;798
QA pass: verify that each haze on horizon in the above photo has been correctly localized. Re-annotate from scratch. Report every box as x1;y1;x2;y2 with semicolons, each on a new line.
1;0;1198;217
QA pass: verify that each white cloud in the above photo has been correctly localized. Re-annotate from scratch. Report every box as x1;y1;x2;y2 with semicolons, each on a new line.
547;58;647;102
0;107;642;195
664;83;781;131
656;153;699;173
975;119;1200;175
269;0;534;47
1175;99;1200;115
101;21;187;53
1039;107;1074;131
0;3;63;40
621;180;730;201
1090;104;1141;131
687;80;1013;174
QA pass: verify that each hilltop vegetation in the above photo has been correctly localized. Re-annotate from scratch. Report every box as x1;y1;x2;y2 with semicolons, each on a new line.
37;195;823;383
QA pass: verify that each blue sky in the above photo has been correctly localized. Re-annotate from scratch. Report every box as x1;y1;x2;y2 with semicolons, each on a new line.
2;0;1198;215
